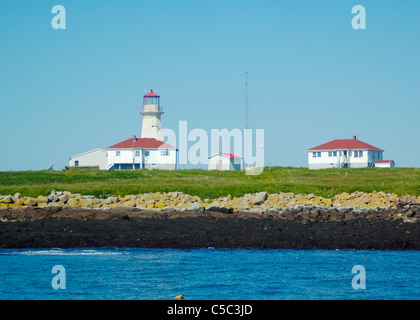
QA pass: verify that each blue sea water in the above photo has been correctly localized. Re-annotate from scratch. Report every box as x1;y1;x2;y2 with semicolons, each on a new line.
0;248;418;300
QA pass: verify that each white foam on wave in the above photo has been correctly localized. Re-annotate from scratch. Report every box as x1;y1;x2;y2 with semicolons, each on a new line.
5;249;125;256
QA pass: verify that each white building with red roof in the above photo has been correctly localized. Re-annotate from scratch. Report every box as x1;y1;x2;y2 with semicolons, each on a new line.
208;153;242;171
106;89;177;170
374;160;395;168
107;136;177;170
307;136;389;169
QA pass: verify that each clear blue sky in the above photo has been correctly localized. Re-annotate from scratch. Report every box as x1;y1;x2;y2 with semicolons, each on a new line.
1;0;419;171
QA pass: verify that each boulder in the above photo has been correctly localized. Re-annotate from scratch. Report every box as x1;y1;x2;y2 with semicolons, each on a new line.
79;199;93;208
13;193;22;200
0;195;14;204
58;195;68;204
47;195;59;203
123;200;136;207
206;206;233;214
253;192;268;205
103;197;117;204
185;202;204;213
406;209;416;218
36;196;48;203
23;197;37;206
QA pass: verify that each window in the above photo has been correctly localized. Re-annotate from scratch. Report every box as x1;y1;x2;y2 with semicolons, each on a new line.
317;152;321;157
75;160;79;167
359;151;363;157
161;149;169;156
333;151;337;157
354;151;358;158
312;152;317;158
349;151;352;157
116;151;120;156
328;151;332;157
339;151;342;156
145;151;150;156
135;150;140;157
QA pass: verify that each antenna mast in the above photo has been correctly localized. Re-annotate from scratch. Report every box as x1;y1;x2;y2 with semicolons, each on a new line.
245;72;249;130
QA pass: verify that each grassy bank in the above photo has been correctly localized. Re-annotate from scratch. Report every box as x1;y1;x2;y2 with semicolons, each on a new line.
0;167;419;199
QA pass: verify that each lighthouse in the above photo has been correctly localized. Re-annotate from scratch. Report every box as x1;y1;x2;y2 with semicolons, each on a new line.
140;89;164;140
70;88;177;171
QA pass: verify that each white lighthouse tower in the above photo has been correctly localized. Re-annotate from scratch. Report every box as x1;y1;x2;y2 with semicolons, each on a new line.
140;89;164;140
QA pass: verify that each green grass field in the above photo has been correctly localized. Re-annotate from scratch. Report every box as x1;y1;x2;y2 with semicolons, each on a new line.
0;167;419;199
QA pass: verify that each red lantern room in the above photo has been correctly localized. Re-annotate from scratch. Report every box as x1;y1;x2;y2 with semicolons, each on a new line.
143;89;160;106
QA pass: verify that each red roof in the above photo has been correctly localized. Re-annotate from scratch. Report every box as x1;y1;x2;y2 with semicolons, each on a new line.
144;89;159;97
308;136;383;151
209;153;242;159
220;153;242;159
375;160;394;164
109;137;175;149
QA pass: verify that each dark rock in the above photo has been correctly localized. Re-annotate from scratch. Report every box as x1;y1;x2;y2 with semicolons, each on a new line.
0;207;419;250
344;213;356;220
406;209;416;218
206;206;233;214
330;212;344;221
320;211;330;219
309;211;320;219
281;210;297;220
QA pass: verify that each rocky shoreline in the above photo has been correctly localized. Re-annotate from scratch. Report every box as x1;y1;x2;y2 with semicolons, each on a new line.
1;191;419;250
1;190;419;213
0;205;419;250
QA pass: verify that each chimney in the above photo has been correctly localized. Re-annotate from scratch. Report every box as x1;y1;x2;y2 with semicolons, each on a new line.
353;135;356;140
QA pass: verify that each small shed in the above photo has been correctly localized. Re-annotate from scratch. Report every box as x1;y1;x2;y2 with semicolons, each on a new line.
68;148;107;170
208;153;242;171
375;160;395;168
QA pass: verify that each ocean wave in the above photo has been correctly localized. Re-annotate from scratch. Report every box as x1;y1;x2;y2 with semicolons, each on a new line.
1;248;125;256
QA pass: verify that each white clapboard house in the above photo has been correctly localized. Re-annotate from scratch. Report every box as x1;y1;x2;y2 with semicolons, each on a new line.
307;136;391;169
107;136;177;170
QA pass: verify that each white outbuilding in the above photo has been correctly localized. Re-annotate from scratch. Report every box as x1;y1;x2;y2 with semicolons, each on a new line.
208;153;242;171
375;160;395;168
67;148;107;170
